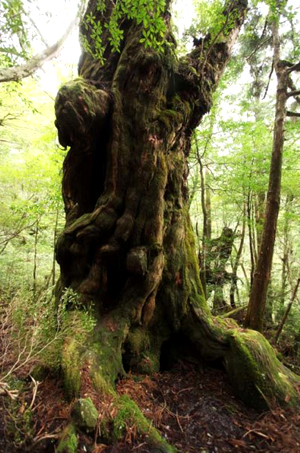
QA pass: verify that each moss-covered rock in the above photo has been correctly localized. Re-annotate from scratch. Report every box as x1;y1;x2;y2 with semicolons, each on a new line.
71;397;98;432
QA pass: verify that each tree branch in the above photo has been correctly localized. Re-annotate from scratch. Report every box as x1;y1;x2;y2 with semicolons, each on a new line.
0;1;87;83
246;36;272;62
287;62;300;73
0;20;75;83
262;60;274;99
286;111;300;117
287;90;300;98
0;112;23;126
21;7;49;48
177;0;248;126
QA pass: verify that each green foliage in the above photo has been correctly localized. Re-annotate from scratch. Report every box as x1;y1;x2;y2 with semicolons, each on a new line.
0;71;98;400
58;288;97;342
189;0;300;337
0;0;30;67
0;285;96;385
0;0;80;75
81;0;168;62
4;377;34;450
183;0;242;49
0;78;64;292
193;0;225;36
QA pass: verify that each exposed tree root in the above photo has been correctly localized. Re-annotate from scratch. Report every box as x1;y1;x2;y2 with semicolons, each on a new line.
55;303;300;452
58;313;175;452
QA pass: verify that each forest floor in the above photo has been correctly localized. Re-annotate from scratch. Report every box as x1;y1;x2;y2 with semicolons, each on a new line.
0;359;300;453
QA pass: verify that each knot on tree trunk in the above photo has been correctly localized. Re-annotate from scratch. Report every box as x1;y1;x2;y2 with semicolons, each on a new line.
55;79;113;218
126;247;148;276
55;78;112;147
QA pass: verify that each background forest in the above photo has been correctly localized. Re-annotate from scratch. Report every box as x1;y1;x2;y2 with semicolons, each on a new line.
1;0;300;451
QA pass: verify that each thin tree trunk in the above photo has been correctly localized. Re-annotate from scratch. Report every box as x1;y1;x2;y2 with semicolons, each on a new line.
52;206;60;287
280;195;292;306
247;190;255;286
32;217;40;303
194;133;212;297
206;170;212;239
245;19;287;332
251;194;258;265
275;270;300;343
255;192;265;251
198;151;208;295
240;262;250;291
230;204;246;307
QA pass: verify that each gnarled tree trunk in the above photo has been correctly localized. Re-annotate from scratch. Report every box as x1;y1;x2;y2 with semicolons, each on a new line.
54;1;299;450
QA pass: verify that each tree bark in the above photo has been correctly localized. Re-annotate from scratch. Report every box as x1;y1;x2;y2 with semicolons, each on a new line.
275;270;300;343
255;192;265;251
53;1;300;449
245;18;287;332
32;217;40;303
247;189;256;287
280;195;293;306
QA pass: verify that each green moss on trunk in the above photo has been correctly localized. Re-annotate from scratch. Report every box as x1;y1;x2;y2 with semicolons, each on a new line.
54;1;300;449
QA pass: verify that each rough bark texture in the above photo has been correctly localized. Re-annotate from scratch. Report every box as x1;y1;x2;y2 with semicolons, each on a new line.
54;1;300;450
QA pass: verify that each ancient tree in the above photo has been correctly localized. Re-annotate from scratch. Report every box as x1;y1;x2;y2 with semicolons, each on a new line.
54;0;299;450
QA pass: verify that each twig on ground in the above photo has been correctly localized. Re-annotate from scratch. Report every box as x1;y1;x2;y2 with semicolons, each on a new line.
29;375;40;410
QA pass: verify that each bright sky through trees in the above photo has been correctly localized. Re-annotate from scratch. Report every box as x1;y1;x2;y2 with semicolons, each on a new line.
31;0;196;92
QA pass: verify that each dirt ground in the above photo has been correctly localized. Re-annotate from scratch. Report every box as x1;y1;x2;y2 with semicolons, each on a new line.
1;360;299;453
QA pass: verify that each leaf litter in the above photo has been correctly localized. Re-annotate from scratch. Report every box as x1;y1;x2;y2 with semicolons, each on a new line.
0;361;299;452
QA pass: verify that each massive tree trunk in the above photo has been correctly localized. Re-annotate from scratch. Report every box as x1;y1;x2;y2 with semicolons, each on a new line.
54;0;299;450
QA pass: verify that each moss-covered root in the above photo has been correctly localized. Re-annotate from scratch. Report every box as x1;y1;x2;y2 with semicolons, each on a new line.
59;325;175;451
113;395;176;452
92;372;175;451
60;310;130;400
58;386;175;452
224;329;300;411
60;338;82;400
57;424;78;453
